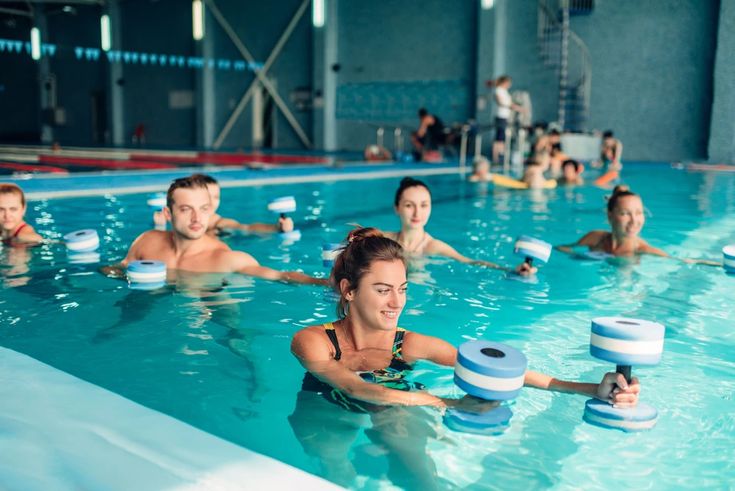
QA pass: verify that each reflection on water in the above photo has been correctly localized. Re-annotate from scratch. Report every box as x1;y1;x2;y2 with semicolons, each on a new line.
1;170;734;489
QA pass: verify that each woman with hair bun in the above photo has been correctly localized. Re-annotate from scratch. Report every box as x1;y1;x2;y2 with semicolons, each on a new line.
385;177;534;275
289;228;639;487
557;187;719;265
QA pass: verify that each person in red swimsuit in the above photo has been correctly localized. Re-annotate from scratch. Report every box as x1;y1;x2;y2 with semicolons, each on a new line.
0;183;43;245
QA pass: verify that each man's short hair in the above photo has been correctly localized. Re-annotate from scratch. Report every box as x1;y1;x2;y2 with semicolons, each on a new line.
418;108;428;118
190;173;218;186
166;176;209;209
0;183;26;207
602;130;614;139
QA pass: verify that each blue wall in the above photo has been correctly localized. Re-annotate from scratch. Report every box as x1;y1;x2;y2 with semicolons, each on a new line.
335;0;477;151
571;0;719;161
709;0;735;163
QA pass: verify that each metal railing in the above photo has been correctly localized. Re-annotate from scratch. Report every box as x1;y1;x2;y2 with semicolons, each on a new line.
537;0;592;131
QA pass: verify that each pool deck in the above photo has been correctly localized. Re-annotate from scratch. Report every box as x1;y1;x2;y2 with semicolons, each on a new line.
0;347;341;491
4;161;462;200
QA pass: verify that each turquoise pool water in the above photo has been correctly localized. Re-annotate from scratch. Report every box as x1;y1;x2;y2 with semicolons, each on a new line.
1;164;734;490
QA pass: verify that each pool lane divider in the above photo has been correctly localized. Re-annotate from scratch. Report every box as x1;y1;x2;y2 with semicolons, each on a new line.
17;163;460;200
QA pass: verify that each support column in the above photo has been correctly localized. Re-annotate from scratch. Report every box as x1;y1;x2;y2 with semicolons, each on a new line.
107;0;124;146
312;0;338;151
196;6;215;148
34;9;53;144
708;0;735;164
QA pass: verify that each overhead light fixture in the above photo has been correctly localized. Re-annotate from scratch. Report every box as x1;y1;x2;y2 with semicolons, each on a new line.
482;0;495;9
312;0;325;28
192;0;204;41
30;27;41;60
100;15;111;51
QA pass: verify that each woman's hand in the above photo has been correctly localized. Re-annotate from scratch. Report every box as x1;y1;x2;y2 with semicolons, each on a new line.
515;261;538;276
444;395;500;414
278;216;295;233
595;372;640;408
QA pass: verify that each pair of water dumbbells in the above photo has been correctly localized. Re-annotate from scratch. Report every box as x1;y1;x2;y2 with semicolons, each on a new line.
446;316;665;434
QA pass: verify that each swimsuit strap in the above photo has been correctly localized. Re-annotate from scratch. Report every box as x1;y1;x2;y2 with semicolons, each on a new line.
12;223;28;238
323;322;341;360
392;328;406;361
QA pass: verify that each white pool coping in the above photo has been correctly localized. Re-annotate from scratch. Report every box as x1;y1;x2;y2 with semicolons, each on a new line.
0;346;341;491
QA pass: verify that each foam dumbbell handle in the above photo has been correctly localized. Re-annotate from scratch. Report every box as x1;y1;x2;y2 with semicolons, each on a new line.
617;365;632;384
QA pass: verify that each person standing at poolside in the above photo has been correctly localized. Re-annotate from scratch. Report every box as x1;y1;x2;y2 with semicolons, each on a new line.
490;75;525;165
0;183;43;246
153;174;293;235
557;187;719;265
106;175;326;285
382;177;534;275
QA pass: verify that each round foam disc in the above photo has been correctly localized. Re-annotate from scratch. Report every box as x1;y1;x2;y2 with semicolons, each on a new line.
444;405;513;435
454;341;527;401
64;229;100;252
583;399;658;432
514;235;552;264
590;317;665;366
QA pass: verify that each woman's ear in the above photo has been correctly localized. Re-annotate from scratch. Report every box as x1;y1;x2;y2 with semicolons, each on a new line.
339;278;354;300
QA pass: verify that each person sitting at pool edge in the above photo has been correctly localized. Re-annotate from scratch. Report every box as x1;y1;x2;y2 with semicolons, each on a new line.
153;173;293;235
105;175;326;285
557;187;719;265
291;227;640;412
0;183;43;246
410;108;446;162
384;177;535;275
557;159;585;186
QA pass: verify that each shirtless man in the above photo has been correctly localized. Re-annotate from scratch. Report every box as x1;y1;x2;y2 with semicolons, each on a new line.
0;183;43;246
153;174;292;235
108;176;325;285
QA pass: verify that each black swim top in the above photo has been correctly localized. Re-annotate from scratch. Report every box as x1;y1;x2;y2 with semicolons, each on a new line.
301;322;425;412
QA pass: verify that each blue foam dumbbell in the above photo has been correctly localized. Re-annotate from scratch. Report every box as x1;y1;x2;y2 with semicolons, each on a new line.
322;242;343;269
444;340;527;435
267;196;301;243
127;260;167;290
584;316;665;432
514;235;552;269
64;229;100;253
723;245;735;274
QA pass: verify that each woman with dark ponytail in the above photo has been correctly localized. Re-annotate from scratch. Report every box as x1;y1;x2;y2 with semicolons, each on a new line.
557;187;719;265
383;177;534;275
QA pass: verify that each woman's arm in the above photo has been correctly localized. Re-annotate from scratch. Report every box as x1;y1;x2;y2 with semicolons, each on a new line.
291;329;446;408
639;240;721;266
524;370;640;407
429;239;508;271
555;231;602;254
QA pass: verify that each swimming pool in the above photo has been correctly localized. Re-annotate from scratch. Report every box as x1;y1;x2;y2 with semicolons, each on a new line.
1;163;734;489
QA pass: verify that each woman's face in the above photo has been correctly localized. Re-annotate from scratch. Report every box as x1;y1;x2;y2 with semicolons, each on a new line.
395;186;432;231
343;259;407;332
0;192;26;233
608;195;645;238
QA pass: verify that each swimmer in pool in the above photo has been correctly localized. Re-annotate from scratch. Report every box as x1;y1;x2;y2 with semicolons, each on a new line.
593;130;623;172
467;155;493;182
153;174;293;235
521;158;548;189
0;183;43;246
557;187;720;265
556;159;585;186
381;178;534;274
289;228;639;487
105;175;326;285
